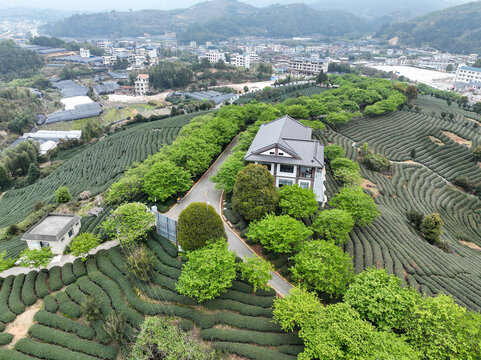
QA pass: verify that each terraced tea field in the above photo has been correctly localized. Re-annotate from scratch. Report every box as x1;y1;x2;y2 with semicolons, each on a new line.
0;233;301;360
0;112;207;230
316;96;481;311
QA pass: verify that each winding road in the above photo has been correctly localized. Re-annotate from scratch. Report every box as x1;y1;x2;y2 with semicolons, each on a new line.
166;136;293;297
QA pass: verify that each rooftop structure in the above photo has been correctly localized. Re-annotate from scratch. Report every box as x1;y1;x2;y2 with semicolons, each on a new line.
288;57;329;75
456;64;481;85
46;103;102;124
22;214;81;255
244;115;325;202
173;90;235;105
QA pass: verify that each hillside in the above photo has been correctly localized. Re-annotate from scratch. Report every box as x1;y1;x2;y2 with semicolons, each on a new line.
43;0;370;40
310;0;460;19
376;1;481;54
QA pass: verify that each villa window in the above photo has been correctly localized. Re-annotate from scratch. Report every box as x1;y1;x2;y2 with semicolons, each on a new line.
279;164;294;173
299;181;310;189
278;178;294;187
299;166;313;178
262;163;272;172
68;229;74;238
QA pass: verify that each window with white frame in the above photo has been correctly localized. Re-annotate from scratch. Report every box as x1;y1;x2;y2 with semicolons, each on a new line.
279;164;294;174
278;178;294;187
299;181;310;189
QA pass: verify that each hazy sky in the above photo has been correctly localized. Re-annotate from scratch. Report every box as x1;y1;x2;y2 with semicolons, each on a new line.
0;0;302;11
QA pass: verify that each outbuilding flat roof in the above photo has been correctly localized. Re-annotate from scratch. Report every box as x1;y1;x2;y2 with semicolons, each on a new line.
22;213;81;242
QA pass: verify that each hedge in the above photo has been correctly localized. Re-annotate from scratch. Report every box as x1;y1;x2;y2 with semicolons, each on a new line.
202;299;273;317
104;248;127;274
61;263;76;285
0;332;13;346
213;342;296;360
154;232;179;257
178;319;194;332
236;218;248;231
8;274;26;315
0;276;16;323
0;349;38;360
34;310;95;340
55;291;81;318
15;338;100;360
34;270;49;299
21;271;37;306
28;324;118;359
218;289;274;308
202;328;302;346
43;294;58;313
77;277;114;318
0;322;4;332
48;266;63;291
92;320;111;345
224;208;239;225
65;283;87;307
279;345;305;356
146;236;182;269
72;258;87;277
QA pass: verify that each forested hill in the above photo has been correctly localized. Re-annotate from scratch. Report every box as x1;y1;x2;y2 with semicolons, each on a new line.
43;0;370;41
376;1;481;54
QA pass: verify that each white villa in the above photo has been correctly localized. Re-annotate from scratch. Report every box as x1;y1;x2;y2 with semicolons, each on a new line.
244;115;325;202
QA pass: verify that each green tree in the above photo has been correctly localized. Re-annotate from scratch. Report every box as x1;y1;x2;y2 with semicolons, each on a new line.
232;164;279;221
70;233;100;261
315;70;329;85
55;186;72;203
238;256;273;292
291;240;354;296
344;267;420;331
473;102;481;115
130;317;219;360
27;163;40;184
142;160;192;202
324;144;344;163
80;296;101;323
405;85;418;104
273;286;323;331
176;240;236;302
102;203;155;248
472;145;481;161
210;150;245;194
286;104;309;119
0;251;16;272
247;214;313;253
0;163;11;189
330;185;380;227
310;209;354;244
18;247;53;269
177;202;226;251
446;64;454;72
402;294;481;360
278;185;319;218
103;311;126;344
420;213;443;244
326;112;352;124
125;246;155;281
330;157;362;184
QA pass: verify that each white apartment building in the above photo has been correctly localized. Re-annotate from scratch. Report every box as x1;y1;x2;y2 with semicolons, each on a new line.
135;74;149;96
203;51;226;64
97;41;111;50
103;55;117;66
287;57;329;75
231;53;259;69
455;65;481;84
79;48;90;58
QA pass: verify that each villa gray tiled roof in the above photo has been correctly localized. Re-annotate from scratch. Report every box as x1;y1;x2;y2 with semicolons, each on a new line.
244;115;324;168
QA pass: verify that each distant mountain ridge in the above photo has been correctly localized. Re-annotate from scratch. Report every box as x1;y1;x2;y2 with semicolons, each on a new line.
43;0;371;41
376;1;481;54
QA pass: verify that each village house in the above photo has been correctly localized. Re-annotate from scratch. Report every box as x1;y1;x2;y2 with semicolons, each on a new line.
135;74;150;96
22;214;82;255
244;115;325;202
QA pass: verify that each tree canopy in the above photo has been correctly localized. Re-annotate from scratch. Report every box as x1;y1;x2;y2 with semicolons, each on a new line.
278;185;319;219
330;185;380;226
291;240;354;296
238;256;273;292
177;202;226;251
310;209;354;244
18;247;53;269
232;164;279;221
142;160;192;202
247;214;313;253
210;150;246;194
176;240;237;302
70;233;100;261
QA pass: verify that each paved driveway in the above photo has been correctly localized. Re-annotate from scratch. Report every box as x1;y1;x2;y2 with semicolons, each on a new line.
166;136;293;296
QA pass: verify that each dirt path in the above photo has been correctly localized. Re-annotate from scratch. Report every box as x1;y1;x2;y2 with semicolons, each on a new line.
4;300;42;348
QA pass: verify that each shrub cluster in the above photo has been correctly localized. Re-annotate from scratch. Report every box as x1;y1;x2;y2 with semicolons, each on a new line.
61;263;76;285
43;294;58;313
202;328;302;346
15;337;100;360
213;342;296;360
34;310;95;340
9;274;26;315
55;291;81;318
0;276;16;323
0;348;39;360
48;266;63;291
34;270;49;298
21;271;37;306
0;332;13;346
359;143;391;173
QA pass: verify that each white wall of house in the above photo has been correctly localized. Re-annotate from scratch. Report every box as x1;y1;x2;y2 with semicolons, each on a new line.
25;220;81;255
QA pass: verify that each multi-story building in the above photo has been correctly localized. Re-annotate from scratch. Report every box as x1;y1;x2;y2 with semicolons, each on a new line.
203;51;226;64
455;64;481;84
231;53;259;69
244;115;325;203
79;48;90;58
287;57;329;75
134;74;149;96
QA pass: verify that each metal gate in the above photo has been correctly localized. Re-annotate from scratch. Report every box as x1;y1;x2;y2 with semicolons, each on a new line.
156;213;177;244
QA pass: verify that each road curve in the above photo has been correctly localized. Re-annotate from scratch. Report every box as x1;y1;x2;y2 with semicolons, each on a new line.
166;136;293;297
